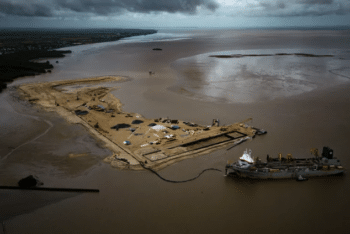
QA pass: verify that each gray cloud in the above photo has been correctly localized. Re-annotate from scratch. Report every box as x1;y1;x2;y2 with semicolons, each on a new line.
266;8;348;17
298;0;334;5
259;1;286;10
0;0;219;17
251;0;350;17
0;1;53;17
1;0;348;20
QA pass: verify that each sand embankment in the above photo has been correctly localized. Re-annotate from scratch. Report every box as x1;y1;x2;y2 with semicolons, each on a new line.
19;76;262;170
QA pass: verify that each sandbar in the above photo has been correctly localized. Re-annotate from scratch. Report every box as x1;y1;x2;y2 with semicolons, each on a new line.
18;76;264;170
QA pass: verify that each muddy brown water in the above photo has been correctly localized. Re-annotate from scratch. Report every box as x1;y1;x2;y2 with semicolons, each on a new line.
1;29;350;233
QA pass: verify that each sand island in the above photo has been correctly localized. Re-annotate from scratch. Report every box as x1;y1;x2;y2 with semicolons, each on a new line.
18;76;266;170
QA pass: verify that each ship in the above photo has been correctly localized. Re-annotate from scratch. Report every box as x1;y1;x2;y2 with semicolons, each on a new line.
225;147;344;179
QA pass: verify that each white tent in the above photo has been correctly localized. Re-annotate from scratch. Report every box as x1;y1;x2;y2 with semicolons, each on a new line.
151;125;166;131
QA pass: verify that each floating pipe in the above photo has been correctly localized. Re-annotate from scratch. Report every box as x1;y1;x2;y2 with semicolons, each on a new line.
0;186;99;193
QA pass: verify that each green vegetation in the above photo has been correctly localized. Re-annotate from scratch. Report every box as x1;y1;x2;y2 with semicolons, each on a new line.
0;28;157;93
0;50;71;92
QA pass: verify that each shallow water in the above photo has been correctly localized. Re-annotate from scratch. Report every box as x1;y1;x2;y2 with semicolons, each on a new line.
1;28;350;233
172;48;350;103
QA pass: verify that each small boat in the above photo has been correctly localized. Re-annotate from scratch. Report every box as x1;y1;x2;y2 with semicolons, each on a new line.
296;175;308;181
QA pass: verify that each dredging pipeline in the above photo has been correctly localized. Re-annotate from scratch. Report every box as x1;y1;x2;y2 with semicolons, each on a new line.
139;162;222;183
0;186;99;193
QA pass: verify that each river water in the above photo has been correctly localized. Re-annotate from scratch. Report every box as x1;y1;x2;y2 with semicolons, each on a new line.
1;28;350;233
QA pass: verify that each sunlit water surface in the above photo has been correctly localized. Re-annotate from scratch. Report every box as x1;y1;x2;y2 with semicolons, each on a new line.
172;48;350;103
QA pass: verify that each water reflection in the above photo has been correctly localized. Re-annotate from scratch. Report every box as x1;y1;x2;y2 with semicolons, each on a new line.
173;49;350;103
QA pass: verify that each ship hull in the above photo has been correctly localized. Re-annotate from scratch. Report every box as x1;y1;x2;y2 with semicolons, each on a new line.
226;167;344;179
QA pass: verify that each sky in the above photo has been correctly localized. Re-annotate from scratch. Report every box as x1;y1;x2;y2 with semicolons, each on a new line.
0;0;349;28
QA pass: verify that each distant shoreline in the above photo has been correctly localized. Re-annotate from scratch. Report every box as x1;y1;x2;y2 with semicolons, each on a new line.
0;29;157;93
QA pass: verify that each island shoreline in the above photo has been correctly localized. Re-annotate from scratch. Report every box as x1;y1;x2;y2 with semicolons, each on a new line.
18;76;264;171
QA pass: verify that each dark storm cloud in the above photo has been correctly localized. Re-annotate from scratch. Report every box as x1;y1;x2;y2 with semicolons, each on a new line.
0;0;53;16
0;0;219;17
58;0;218;14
